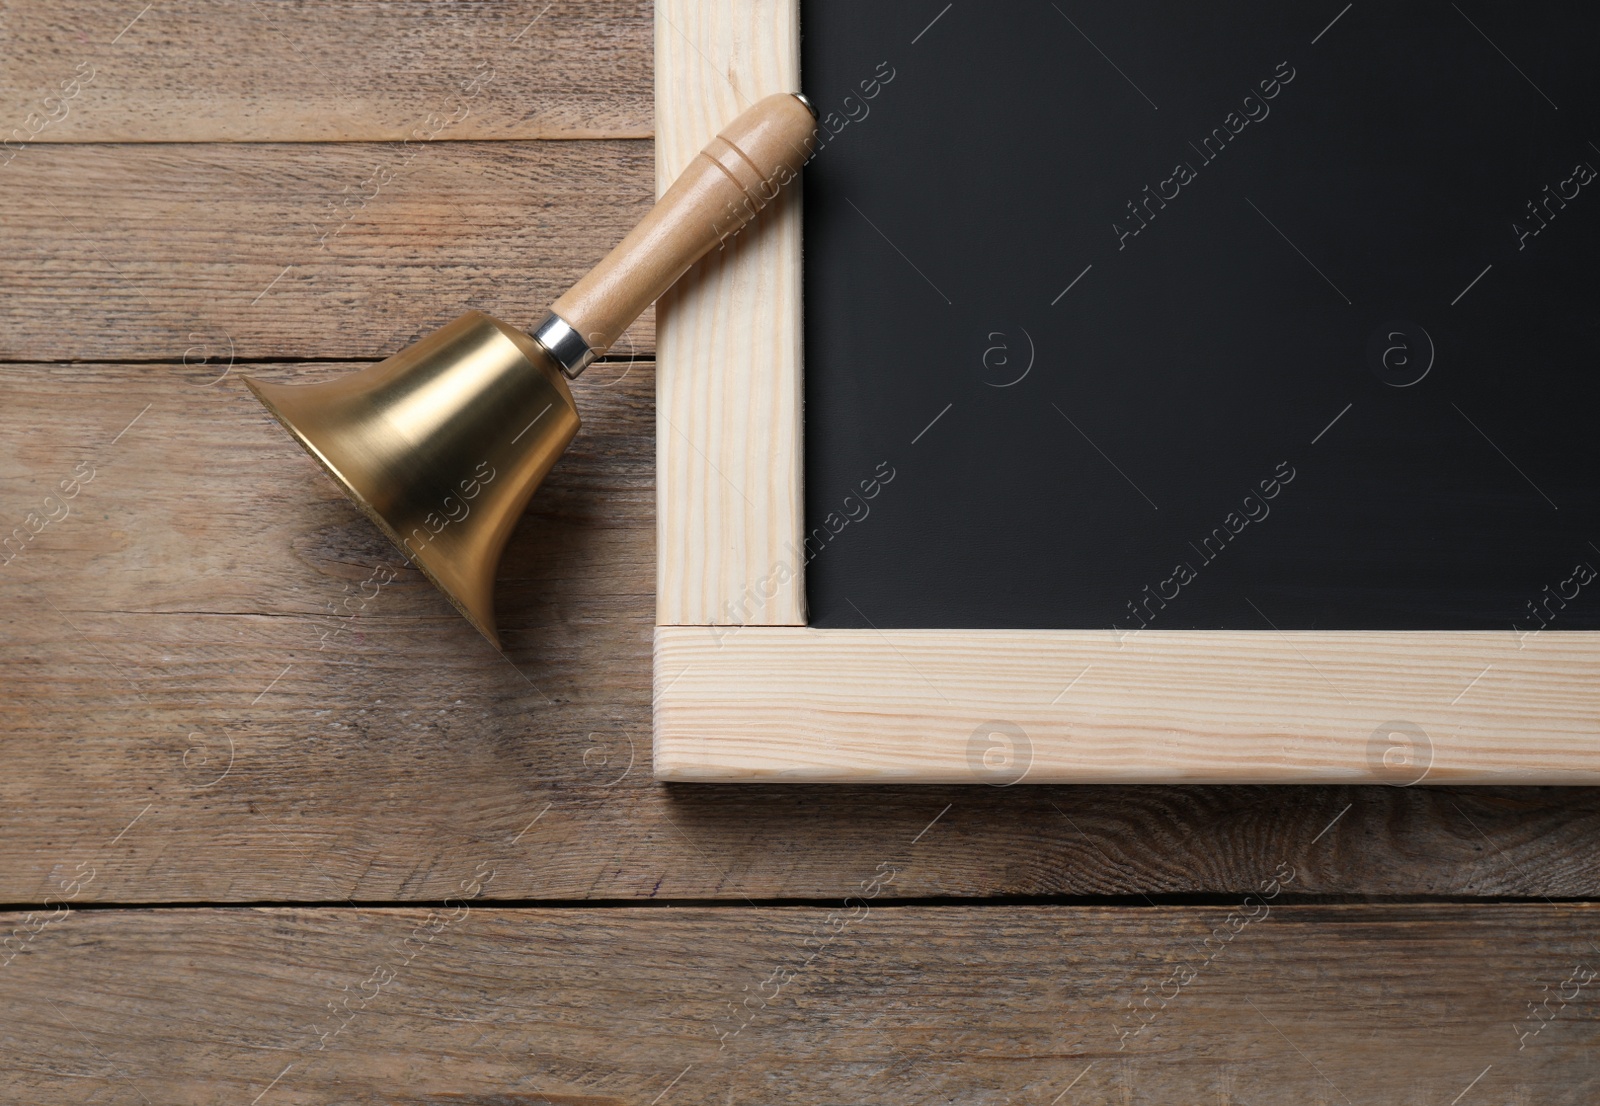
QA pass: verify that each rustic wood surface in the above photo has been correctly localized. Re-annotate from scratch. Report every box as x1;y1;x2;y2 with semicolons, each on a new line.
0;141;658;362
3;905;1599;1105
1;0;652;141
2;1;1599;1099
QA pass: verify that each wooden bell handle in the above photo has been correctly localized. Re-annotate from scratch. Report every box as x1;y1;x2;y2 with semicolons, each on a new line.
549;92;816;360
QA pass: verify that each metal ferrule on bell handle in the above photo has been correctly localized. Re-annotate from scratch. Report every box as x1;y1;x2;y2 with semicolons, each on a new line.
530;312;596;378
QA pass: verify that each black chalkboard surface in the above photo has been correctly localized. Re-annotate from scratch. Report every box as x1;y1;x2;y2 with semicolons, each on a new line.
801;1;1600;631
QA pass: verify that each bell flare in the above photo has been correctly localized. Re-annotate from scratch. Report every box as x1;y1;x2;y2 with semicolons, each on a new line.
243;311;580;648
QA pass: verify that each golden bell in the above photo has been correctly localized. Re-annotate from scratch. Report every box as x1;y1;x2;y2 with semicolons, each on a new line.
245;311;579;647
242;92;818;648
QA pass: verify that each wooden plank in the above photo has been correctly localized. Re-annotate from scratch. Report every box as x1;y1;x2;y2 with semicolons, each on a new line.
2;904;1598;1103
654;0;805;626
4;363;1600;901
655;625;1600;783
0;358;650;902
0;0;650;143
0;140;657;362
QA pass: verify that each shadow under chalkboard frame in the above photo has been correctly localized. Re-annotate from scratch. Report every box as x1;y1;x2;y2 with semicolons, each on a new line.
649;0;1600;784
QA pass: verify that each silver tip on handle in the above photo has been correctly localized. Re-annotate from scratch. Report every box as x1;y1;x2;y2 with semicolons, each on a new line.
531;311;596;379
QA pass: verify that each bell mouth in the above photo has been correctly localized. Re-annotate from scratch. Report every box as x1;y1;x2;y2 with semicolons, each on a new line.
243;374;506;649
241;311;581;652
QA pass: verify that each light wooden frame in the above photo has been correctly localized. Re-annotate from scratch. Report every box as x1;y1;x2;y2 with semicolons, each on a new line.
651;0;1600;783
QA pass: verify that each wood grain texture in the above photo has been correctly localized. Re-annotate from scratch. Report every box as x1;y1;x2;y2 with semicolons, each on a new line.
654;0;805;626
0;140;657;362
0;0;651;142
1;358;1597;903
3;904;1599;1104
655;626;1600;783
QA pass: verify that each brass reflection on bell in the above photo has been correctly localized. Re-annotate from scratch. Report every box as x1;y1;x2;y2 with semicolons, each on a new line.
245;311;578;648
243;93;818;647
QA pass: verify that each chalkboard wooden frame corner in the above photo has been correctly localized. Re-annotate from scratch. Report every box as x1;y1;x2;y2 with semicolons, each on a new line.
650;0;1600;785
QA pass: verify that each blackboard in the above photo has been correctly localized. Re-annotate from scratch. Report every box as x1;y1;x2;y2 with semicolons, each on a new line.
802;0;1600;631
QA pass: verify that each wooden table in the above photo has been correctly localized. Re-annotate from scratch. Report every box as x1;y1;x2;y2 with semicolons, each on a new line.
3;3;1598;1101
